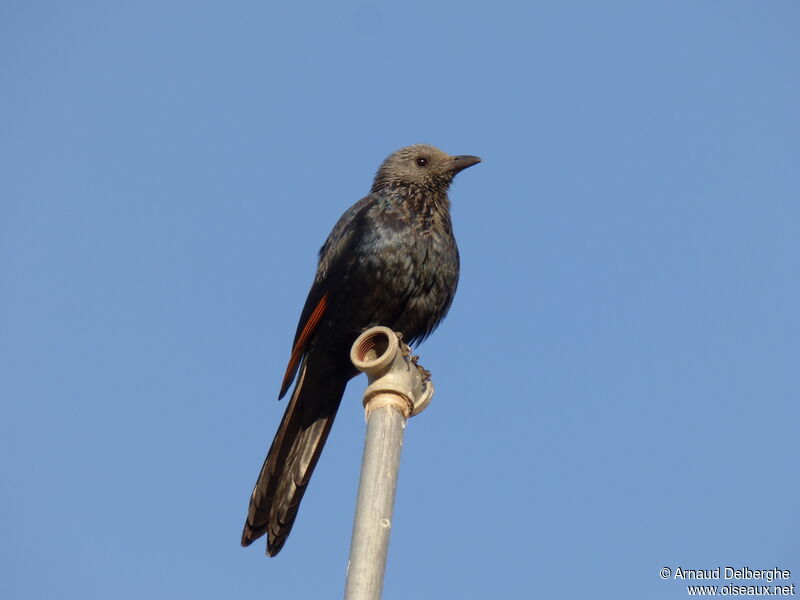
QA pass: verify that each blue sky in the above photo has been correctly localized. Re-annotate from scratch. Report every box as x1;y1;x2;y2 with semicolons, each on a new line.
2;2;797;598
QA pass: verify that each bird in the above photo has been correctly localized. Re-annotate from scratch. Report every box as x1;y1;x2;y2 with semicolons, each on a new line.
241;144;480;556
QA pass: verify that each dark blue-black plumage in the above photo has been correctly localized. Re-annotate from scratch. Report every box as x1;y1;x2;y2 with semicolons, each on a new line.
242;144;480;555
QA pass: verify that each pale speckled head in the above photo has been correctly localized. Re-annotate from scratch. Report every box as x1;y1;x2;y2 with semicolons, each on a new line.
371;144;481;193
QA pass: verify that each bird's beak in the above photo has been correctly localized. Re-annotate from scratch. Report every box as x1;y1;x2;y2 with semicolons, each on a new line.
447;155;481;174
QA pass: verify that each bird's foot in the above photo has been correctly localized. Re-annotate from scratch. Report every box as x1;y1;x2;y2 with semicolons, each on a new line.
394;331;431;383
413;360;432;383
395;331;409;356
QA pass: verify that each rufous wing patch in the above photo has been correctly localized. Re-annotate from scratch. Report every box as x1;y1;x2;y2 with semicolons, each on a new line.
279;293;327;398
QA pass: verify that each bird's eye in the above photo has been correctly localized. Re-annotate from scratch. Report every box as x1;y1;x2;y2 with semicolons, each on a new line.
416;157;428;167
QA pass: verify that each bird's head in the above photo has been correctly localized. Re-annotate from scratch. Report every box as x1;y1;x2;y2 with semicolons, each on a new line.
371;144;481;194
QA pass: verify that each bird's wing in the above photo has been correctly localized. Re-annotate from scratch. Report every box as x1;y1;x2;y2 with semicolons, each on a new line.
278;194;375;399
279;291;327;398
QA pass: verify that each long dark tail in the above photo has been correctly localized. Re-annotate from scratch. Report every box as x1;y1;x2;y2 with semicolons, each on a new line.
241;354;348;555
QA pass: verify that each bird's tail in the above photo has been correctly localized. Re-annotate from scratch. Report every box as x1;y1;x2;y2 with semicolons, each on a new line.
241;356;347;555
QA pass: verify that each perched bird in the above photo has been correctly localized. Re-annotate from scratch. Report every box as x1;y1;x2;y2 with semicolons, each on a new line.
242;144;480;556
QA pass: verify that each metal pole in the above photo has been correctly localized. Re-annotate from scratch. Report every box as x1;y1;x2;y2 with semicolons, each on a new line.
344;327;434;600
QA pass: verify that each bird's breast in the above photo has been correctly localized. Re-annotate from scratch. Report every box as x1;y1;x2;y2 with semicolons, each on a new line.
350;222;459;343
